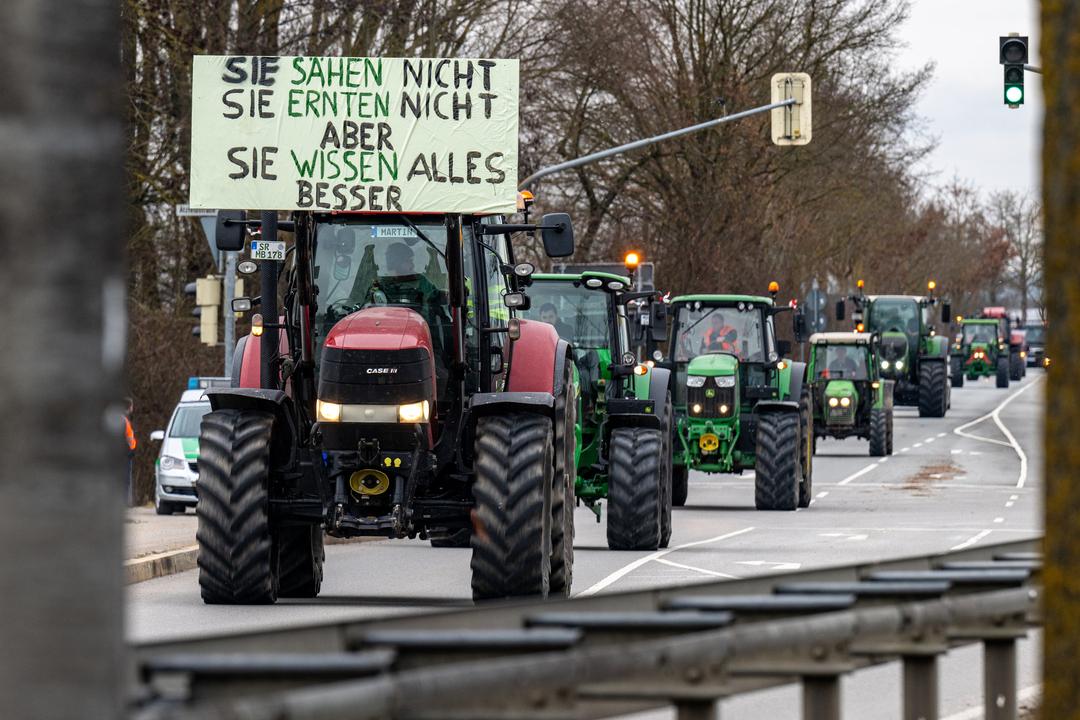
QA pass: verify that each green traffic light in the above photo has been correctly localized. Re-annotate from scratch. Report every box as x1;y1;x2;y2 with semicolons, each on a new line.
1005;85;1024;104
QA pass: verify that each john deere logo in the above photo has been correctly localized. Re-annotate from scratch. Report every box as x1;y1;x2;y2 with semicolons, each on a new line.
705;388;716;398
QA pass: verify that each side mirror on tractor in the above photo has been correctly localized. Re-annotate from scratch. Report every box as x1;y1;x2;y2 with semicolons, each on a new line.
835;299;846;322
650;300;667;340
794;311;808;343
942;302;952;324
777;339;793;358
216;210;247;251
540;213;574;258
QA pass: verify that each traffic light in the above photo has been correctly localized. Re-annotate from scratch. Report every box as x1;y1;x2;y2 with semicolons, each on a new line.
185;276;221;345
999;35;1028;107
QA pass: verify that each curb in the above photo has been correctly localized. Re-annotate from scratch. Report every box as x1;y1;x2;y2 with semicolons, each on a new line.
124;536;381;585
125;545;199;585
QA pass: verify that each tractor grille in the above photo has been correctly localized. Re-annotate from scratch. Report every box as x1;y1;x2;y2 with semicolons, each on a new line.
687;385;735;418
826;405;855;425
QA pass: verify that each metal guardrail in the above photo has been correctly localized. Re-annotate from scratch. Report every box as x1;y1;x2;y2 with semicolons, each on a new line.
132;537;1040;720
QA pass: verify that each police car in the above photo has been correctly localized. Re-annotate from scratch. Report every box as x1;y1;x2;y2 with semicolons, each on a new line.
148;378;226;515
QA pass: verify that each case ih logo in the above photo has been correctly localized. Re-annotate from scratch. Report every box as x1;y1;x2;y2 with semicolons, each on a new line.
366;368;399;375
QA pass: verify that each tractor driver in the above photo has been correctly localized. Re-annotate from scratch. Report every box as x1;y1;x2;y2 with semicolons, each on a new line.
539;302;574;341
702;312;738;355
378;241;451;379
828;346;860;377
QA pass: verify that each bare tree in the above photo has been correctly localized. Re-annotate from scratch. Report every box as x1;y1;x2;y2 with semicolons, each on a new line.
989;190;1042;320
0;0;125;717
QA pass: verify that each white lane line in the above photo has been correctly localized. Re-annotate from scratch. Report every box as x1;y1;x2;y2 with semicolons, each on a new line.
994;517;1005;524
837;463;878;486
1010;494;1019;500
816;491;829;499
900;446;911;453
878;456;890;463
937;432;947;438
846;534;869;541
1005;501;1015;508
940;684;1041;720
951;529;992;551
913;442;923;448
576;527;755;597
953;378;1042;488
925;437;936;443
655;558;740;579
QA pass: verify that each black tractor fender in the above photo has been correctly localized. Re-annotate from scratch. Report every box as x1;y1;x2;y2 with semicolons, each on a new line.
754;400;800;414
469;392;555;421
786;361;808;403
647;366;673;407
205;388;299;469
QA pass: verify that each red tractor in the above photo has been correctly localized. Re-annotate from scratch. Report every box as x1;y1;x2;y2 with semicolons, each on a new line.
980;307;1027;381
197;207;579;603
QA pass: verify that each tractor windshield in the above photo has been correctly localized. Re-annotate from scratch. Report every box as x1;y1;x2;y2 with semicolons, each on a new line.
520;281;611;349
813;345;869;380
963;324;998;345
673;305;765;363
312;219;453;361
867;299;920;337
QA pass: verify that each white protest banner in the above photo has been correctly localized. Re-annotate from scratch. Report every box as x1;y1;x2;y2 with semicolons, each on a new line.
189;56;519;214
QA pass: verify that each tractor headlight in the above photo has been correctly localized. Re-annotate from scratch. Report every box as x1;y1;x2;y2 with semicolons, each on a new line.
715;376;736;388
840;396;851;407
894;360;904;370
687;375;707;388
398;400;430;423
691;403;703;415
881;360;890;370
719;404;729;415
828;397;839;408
317;400;342;423
159;455;186;472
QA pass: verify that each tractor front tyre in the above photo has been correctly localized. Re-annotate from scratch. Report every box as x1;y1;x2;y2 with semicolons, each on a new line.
798;386;814;508
755;411;801;511
659;393;674;547
671;465;689;507
951;358;964;388
1010;352;1023;381
869;408;888;457
607;427;663;551
470;414;553;600
196;410;279;605
276;524;324;598
918;360;948;418
550;369;577;597
996;357;1011;389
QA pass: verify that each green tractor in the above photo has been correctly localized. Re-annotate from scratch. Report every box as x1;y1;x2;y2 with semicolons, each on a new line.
520;270;676;550
837;281;952;418
807;332;894;456
662;288;814;511
950;318;1011;388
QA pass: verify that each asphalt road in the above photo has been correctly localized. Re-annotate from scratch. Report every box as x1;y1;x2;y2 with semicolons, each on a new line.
128;370;1045;716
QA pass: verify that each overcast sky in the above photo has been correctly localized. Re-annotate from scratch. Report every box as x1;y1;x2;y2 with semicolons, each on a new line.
894;0;1041;200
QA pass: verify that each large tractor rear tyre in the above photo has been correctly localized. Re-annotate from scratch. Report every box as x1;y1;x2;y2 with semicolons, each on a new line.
196;410;279;605
550;368;577;597
470;414;553;600
996;357;1010;388
755;411;801;511
1010;352;1024;381
276;524;324;598
797;386;814;508
659;394;674;547
950;357;964;388
918;360;948;418
607;427;662;551
671;465;689;507
869;408;888;457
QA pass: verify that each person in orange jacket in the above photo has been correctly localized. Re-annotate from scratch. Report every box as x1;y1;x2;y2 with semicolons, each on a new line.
701;313;738;355
124;397;136;506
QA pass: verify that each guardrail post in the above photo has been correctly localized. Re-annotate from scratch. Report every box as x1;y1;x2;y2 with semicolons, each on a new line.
676;699;720;720
803;675;841;720
984;639;1017;720
903;654;939;720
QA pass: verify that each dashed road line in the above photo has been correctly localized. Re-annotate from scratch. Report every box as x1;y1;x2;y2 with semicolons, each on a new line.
576;526;755;597
837;463;879;486
816;491;829;499
655;558;740;580
900;447;910;453
913;442;923;448
925;437;936;443
937;432;947;438
994;517;1005;524
951;529;993;551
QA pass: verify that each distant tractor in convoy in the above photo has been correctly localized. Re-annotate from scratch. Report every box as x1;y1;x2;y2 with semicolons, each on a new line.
807;333;893;456
197;202;580;603
662;286;813;511
950;318;1011;388
521;267;674;550
980;307;1027;381
837;281;952;418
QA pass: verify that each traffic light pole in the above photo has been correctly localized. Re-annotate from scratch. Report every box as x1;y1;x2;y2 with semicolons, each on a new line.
260;212;279;390
517;98;796;190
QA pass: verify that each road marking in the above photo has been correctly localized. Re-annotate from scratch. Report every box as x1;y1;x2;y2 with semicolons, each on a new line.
913;442;923;448
953;378;1042;487
846;534;868;541
951;449;964;454
937;432;947;438
816;491;829;499
878;457;890;463
837;463;878;486
900;446;910;453
925;437;936;443
576;527;755;597
951;529;992;551
655;558;740;579
1005;501;1015;508
736;560;801;570
940;684;1041;720
994;517;1005;523
1010;494;1019;500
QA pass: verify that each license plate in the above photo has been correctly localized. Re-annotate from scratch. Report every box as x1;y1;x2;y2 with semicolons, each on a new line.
250;240;286;261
